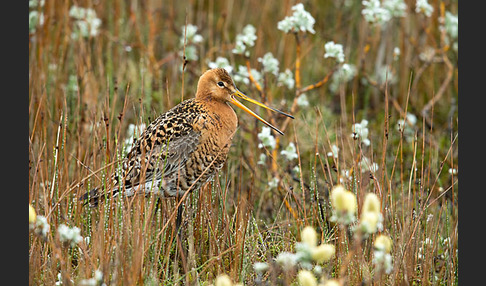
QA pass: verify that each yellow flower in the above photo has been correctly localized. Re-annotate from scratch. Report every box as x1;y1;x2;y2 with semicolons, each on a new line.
362;193;380;214
301;226;318;247
214;274;233;286
29;204;36;225
359;193;384;234
374;234;393;253
330;185;357;214
322;279;341;286
360;211;380;234
297;270;317;286
311;243;335;263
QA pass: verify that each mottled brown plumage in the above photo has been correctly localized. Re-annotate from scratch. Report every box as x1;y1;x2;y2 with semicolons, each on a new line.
81;68;293;207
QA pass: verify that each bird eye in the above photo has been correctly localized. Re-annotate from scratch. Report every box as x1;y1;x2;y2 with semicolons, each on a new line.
217;81;225;88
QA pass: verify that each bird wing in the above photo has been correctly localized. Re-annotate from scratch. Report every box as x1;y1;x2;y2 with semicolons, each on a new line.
118;99;204;191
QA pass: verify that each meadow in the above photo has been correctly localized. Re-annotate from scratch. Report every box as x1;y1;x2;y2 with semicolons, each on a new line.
29;0;458;285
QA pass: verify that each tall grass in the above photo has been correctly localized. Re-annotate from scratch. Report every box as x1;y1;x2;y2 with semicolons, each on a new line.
29;0;458;285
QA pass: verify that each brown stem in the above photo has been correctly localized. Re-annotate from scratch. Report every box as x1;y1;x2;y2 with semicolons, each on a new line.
294;33;301;90
245;59;263;93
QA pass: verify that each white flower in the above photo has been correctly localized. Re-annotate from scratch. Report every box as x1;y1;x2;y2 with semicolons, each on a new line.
383;0;408;17
207;57;233;74
373;240;393;275
415;0;434;17
55;272;73;285
258;126;276;150
268;177;280;189
257;153;267;165
419;46;436;62
55;273;62;285
79;270;105;286
278;69;295;89
340;169;352;184
233;66;251;85
295;241;313;263
276;251;298;270
293;165;301;175
440;11;458;52
94;270;103;282
359;156;379;173
329;63;356;92
393;47;401;61
69;6;102;38
232;40;246;56
351;119;370;146
362;0;392;26
281;142;298;161
58;224;83;247
180;24;203;45
180;45;197;61
397;113;417;132
313;265;323;276
29;11;45;33
327;144;340;159
324;41;345;63
297;93;309;108
68;6;86;18
375;66;396;85
448;168;457;175
67;75;79;93
233;65;263;87
253;262;269;274
232;24;257;57
258;52;280;76
278;3;316;34
33;215;50;238
443;11;458;40
362;0;408;26
29;0;45;8
179;24;203;61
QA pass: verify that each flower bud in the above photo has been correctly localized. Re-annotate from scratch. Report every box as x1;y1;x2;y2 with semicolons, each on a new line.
311;243;335;263
215;274;233;286
29;204;36;225
330;185;357;214
374;235;393;253
322;279;342;286
360;211;380;234
301;226;318;247
297;270;317;286
362;193;380;214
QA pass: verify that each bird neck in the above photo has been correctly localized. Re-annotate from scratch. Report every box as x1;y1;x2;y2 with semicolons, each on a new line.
198;98;237;131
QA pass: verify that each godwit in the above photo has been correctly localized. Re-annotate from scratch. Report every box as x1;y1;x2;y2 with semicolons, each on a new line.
81;68;293;206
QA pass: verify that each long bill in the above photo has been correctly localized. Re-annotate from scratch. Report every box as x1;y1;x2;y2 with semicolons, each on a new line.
230;89;294;136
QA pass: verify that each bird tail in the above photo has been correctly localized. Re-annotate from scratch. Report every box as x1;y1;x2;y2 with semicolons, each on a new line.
79;187;119;207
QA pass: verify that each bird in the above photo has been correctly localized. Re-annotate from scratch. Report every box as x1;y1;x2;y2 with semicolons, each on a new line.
80;68;294;207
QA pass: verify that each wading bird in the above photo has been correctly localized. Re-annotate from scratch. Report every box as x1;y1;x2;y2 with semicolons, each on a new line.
80;68;293;208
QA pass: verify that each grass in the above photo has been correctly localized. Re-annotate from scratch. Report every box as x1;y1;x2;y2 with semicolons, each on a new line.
29;0;458;285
